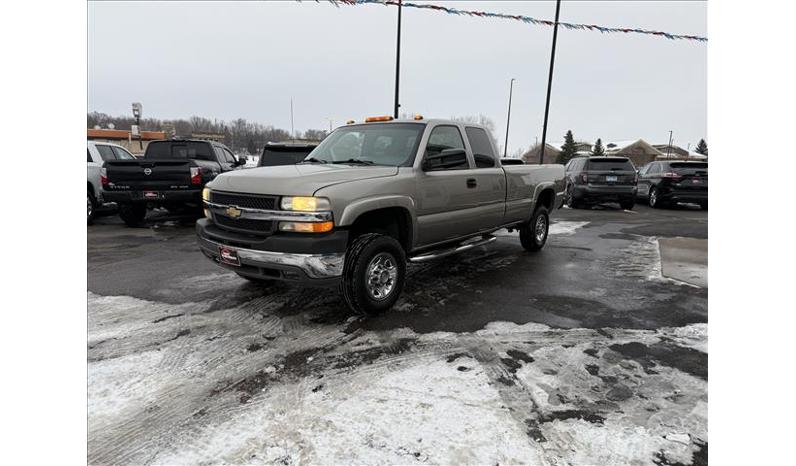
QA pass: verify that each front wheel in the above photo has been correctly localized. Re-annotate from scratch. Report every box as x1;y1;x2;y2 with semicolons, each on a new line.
341;233;406;316
119;204;147;227
519;206;549;252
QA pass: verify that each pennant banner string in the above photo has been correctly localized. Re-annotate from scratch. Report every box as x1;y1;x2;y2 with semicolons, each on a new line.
319;0;706;43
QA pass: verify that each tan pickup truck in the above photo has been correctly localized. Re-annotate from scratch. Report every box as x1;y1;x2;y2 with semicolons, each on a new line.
197;117;565;315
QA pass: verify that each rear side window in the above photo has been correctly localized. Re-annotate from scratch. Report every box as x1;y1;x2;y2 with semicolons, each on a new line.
465;127;496;168
145;141;214;161
587;158;635;170
96;145;117;162
87;149;92;163
111;146;135;160
222;148;237;164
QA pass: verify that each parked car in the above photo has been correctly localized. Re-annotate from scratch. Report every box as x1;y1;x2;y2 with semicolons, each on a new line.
197;117;565;315
258;142;319;167
102;139;247;226
564;156;637;210
636;160;708;209
500;158;525;165
87;141;136;224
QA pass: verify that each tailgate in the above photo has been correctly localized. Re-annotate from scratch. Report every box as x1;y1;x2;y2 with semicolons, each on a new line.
587;170;636;185
104;160;193;190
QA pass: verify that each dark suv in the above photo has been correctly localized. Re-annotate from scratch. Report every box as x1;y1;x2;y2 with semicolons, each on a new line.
564;156;638;209
636;160;708;209
257;142;319;167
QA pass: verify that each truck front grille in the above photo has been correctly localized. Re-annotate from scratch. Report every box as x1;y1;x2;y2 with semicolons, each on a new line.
214;215;274;235
210;191;277;210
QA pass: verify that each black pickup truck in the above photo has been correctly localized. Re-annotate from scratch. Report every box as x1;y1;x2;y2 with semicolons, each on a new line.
102;139;246;226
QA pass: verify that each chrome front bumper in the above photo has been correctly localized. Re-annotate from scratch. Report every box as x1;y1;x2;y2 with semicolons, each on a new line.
197;235;345;282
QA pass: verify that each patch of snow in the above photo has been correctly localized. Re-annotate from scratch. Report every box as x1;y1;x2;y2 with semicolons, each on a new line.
548;221;589;236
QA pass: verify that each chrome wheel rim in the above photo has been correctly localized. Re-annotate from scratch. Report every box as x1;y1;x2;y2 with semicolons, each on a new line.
87;195;93;219
365;252;398;301
534;214;548;243
650;189;657;206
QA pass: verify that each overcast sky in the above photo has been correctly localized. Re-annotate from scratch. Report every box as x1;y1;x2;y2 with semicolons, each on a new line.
88;1;706;153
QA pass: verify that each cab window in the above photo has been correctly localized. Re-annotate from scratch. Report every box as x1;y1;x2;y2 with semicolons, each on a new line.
424;125;468;170
111;146;135;160
96;145;117;162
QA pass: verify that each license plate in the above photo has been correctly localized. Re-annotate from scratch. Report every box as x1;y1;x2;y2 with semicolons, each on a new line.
143;191;159;199
218;246;241;266
606;175;618;182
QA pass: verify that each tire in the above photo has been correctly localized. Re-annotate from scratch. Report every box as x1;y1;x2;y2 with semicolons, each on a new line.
566;190;583;209
119;203;147;227
519;206;549;252
620;200;635;210
699;201;708;210
340;233;406;316
648;187;663;209
87;191;97;225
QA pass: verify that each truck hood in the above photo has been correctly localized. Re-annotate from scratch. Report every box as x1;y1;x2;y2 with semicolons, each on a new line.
208;164;399;196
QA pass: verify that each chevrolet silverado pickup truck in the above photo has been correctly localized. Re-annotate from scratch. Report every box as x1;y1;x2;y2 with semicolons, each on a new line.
102;139;247;226
196;117;565;315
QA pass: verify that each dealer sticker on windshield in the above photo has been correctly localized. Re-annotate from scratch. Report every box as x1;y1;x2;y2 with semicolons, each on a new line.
218;246;241;266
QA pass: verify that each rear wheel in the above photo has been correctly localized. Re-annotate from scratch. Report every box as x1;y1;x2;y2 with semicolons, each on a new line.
341;233;406;316
649;187;663;209
87;191;97;225
566;189;583;209
519;206;549;252
119;203;147;227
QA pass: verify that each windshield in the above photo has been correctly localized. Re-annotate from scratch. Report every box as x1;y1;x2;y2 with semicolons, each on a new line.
670;162;708;174
305;123;424;166
259;147;315;167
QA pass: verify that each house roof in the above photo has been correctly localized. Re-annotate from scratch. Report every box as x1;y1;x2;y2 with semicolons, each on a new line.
87;128;166;141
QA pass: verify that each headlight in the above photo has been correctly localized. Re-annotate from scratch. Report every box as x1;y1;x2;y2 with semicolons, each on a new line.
280;196;331;212
202;188;211;218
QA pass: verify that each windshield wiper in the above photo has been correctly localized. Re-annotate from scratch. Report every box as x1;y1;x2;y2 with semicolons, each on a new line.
299;157;328;164
331;159;376;165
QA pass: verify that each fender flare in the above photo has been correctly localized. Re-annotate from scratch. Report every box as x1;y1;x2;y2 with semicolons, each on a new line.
338;195;417;245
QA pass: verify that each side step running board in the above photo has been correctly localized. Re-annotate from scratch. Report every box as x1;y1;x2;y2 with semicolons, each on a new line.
409;235;497;263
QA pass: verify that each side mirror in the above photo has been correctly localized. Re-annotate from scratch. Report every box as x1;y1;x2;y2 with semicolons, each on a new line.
423;148;467;171
237;155;248;166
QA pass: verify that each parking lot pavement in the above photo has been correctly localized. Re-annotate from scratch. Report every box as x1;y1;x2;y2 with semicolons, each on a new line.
88;203;708;465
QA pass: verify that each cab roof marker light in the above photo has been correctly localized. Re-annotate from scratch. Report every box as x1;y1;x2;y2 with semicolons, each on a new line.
414;114;424;120
346;120;356;125
364;116;394;123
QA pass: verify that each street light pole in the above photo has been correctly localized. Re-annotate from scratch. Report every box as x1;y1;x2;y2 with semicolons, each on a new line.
394;0;402;119
504;78;515;158
666;130;673;159
539;0;562;165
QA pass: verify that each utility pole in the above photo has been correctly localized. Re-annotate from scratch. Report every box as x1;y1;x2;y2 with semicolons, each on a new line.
666;130;673;159
290;98;295;141
394;0;402;119
504;78;515;158
539;0;562;165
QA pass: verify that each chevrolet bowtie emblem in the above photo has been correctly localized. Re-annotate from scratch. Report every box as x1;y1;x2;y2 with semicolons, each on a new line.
225;206;242;219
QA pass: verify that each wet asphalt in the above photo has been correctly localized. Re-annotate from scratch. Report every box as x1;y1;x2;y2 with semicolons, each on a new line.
88;202;707;334
88;202;708;465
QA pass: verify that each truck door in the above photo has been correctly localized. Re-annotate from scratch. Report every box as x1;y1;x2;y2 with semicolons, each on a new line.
415;124;483;246
463;126;506;229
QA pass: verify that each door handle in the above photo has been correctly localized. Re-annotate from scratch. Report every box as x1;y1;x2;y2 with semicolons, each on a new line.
466;178;477;188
